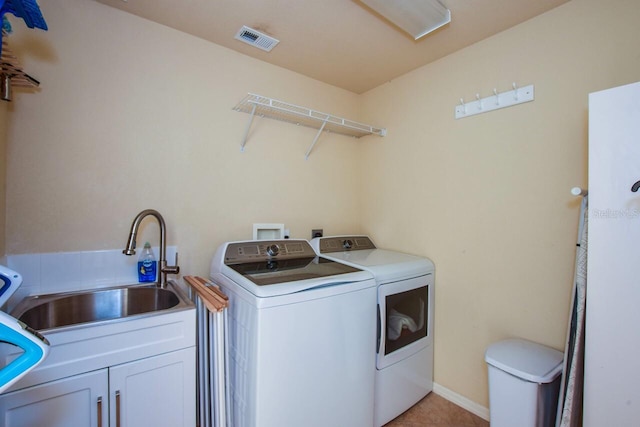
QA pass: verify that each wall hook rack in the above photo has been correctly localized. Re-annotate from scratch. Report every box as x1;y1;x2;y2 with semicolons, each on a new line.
233;93;386;159
455;83;534;119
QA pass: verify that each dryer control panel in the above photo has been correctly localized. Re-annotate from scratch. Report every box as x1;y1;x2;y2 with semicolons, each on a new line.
315;236;377;253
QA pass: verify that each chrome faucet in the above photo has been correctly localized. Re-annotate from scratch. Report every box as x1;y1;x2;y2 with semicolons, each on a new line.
122;209;179;287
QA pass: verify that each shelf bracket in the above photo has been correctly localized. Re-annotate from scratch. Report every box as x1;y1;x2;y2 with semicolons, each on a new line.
305;117;329;160
240;103;257;152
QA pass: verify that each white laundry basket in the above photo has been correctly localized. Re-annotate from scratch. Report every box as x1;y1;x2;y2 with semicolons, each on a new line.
485;338;563;427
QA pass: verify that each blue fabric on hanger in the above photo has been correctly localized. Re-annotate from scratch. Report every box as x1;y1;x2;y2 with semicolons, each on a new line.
0;0;47;59
0;0;47;30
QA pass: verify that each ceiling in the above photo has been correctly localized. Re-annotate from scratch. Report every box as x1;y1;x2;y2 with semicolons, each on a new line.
96;0;569;94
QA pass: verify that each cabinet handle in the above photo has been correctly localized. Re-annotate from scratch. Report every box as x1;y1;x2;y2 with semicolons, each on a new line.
116;390;121;427
97;396;103;427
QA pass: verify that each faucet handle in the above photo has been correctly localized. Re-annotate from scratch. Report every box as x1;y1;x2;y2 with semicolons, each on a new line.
162;252;180;275
162;264;180;275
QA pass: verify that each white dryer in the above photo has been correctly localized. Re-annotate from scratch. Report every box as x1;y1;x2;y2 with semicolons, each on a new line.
210;239;377;427
310;235;435;427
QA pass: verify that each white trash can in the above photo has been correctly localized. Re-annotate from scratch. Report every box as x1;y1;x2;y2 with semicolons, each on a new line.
485;338;563;427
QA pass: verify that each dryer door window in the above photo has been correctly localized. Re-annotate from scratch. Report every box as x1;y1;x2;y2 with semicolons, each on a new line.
377;275;432;370
385;286;428;355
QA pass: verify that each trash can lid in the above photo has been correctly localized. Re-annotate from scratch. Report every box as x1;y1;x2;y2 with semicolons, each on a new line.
485;338;563;383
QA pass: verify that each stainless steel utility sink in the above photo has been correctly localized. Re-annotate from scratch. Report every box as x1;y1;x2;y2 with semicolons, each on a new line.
11;282;193;331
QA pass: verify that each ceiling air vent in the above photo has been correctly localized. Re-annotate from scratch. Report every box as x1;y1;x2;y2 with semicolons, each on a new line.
234;26;280;52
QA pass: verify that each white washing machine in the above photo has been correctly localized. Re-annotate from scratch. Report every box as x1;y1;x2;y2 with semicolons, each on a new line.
210;239;377;427
310;235;435;427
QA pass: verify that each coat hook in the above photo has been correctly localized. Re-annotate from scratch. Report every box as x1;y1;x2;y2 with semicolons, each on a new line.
476;93;482;110
513;82;518;101
571;187;588;197
493;88;499;105
460;98;466;114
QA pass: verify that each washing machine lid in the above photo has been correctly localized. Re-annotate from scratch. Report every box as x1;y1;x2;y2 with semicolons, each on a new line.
211;239;374;297
227;256;362;286
310;236;434;283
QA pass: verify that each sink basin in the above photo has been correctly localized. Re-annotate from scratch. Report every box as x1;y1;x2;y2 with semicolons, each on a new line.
11;282;193;331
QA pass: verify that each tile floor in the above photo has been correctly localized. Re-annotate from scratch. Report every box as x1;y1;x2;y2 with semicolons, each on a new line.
384;393;489;427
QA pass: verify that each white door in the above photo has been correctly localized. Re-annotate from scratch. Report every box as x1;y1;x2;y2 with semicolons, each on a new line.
108;347;196;427
585;81;640;425
0;369;108;427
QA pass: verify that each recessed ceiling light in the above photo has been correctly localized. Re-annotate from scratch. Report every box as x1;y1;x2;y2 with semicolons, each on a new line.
361;0;451;40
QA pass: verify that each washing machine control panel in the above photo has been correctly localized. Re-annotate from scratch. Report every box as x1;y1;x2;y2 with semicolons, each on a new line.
224;239;316;263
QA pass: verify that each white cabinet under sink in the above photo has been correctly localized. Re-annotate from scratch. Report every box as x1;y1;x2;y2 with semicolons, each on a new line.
0;304;196;426
0;348;195;426
110;347;195;427
0;369;107;426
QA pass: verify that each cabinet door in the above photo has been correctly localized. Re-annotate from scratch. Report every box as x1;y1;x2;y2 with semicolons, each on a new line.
109;347;195;427
0;369;108;427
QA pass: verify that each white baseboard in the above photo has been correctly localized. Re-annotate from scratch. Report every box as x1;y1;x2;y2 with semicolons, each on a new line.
433;382;490;421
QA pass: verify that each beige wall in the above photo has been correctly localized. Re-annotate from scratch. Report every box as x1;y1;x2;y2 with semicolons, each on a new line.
4;0;640;412
360;0;640;406
5;0;364;276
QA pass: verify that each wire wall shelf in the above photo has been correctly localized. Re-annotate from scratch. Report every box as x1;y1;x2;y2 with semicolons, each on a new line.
233;93;386;159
